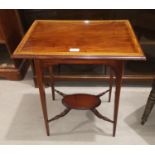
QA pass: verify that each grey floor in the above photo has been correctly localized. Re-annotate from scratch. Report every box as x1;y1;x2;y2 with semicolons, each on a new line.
0;68;154;144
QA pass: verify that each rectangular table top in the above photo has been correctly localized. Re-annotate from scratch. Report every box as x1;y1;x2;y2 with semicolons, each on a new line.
13;20;145;60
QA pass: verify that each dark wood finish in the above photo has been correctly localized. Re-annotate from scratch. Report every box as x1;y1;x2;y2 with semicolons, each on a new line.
48;108;71;123
48;66;55;100
34;59;50;136
49;89;113;127
13;20;145;60
91;109;114;123
19;10;155;82
13;20;145;136
33;74;155;82
46;60;123;136
49;59;123;136
113;61;123;136
46;63;113;101
0;10;29;80
0;27;4;42
141;80;155;125
108;69;113;102
18;10;155;81
62;94;101;110
0;10;23;55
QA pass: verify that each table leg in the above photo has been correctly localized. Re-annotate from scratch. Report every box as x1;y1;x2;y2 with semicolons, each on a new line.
34;59;50;136
31;60;37;87
112;62;123;137
48;66;55;100
108;69;113;102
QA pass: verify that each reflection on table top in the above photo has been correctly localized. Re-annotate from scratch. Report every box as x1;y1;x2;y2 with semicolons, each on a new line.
13;20;145;60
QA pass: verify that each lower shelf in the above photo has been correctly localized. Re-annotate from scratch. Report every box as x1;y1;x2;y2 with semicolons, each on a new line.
62;94;101;110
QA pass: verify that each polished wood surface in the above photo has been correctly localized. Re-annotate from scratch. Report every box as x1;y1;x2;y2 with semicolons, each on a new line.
12;20;145;136
0;10;29;80
34;58;124;136
48;89;114;129
13;20;145;60
62;94;101;110
0;10;24;54
18;10;155;82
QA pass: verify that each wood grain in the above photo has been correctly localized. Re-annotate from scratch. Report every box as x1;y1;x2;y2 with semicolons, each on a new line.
13;20;145;60
62;94;101;110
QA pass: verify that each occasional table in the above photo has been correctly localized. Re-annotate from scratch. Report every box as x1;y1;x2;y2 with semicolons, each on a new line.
13;20;145;136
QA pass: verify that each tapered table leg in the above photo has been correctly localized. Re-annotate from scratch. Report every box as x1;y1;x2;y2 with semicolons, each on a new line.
31;60;37;87
108;69;113;102
48;66;55;100
34;59;50;136
112;62;123;137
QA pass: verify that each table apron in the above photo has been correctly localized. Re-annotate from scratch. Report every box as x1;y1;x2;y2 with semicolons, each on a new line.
40;58;123;66
38;59;124;75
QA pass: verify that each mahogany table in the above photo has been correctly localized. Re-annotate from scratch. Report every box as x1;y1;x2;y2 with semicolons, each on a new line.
13;20;145;137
